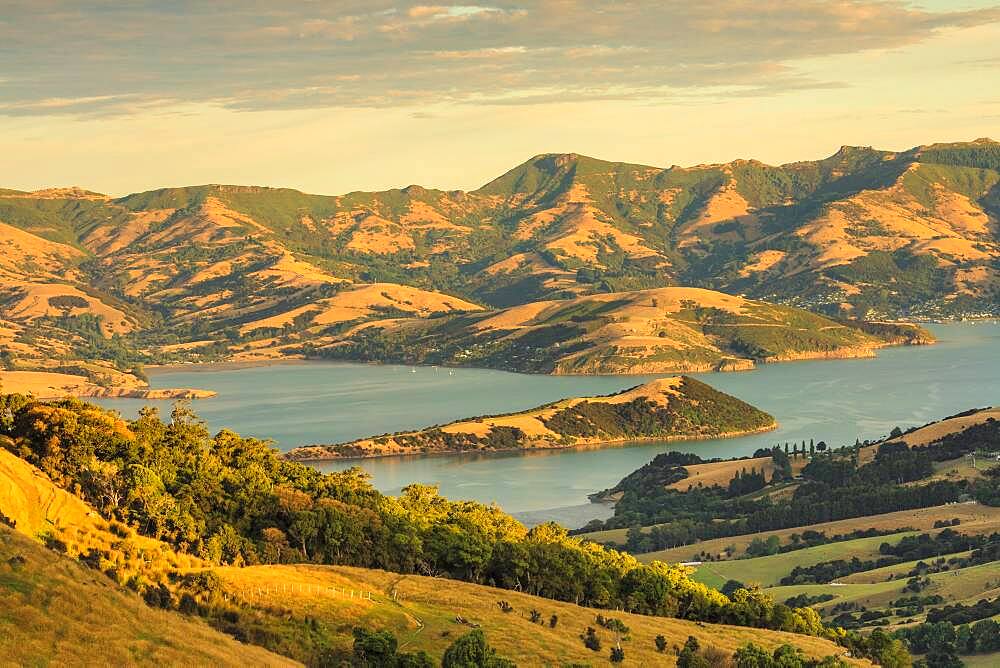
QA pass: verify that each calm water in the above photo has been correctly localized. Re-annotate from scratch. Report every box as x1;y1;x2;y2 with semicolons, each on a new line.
96;323;1000;525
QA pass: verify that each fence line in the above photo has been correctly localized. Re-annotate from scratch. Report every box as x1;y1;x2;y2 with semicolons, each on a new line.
228;582;379;608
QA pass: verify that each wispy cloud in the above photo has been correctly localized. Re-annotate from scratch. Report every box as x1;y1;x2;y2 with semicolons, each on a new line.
1;1;997;116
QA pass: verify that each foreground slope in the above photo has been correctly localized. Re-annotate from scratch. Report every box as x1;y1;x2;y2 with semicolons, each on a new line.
0;398;868;665
0;526;295;667
286;376;776;460
206;562;865;666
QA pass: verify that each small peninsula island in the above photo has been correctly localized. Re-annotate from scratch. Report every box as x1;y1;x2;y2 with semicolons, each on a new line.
284;376;776;461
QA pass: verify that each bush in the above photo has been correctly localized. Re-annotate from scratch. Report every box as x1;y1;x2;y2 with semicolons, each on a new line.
582;627;601;651
442;630;515;668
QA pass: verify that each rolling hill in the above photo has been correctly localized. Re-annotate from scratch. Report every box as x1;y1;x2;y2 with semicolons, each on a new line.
311;286;931;374
285;376;776;460
0;526;296;667
1;139;994;392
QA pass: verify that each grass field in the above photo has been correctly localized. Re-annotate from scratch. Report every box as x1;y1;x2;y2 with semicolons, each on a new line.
691;532;922;588
616;503;1000;564
210;563;869;667
764;560;1000;616
838;550;974;584
960;651;1000;667
0;527;295;667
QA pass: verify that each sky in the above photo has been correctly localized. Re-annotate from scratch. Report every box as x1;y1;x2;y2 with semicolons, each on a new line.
1;1;998;196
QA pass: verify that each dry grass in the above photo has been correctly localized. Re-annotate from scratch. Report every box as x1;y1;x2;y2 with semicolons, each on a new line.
211;563;867;667
0;527;296;667
668;455;809;492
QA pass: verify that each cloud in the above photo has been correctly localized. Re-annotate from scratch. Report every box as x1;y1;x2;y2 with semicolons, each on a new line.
1;1;997;116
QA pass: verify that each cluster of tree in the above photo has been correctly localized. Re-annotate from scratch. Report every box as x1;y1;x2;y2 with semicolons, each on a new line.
971;465;1000;507
352;627;513;667
779;527;911;555
902;538;1000;579
350;627;435;667
728;467;767;497
587;434;969;549
0;393;838;639
779;555;901;586
927;596;1000;626
801;442;933;488
880;529;996;562
607;474;961;555
897;619;1000;665
783;593;835;608
677;635;863;668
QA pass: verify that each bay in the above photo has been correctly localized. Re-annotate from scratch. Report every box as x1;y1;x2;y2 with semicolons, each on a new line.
95;323;1000;526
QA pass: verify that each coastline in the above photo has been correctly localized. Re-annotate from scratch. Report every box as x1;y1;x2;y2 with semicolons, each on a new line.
147;333;932;378
285;421;779;463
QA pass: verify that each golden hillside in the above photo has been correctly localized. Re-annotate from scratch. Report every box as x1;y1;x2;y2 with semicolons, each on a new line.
0;526;296;667
318;286;932;375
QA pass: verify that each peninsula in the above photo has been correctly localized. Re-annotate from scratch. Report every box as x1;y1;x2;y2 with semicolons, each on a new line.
285;376;776;461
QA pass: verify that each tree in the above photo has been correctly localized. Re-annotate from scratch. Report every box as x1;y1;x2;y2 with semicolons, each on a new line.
732;642;774;668
609;646;625;663
442;630;515;668
583;627;601;651
655;634;667;653
549;614;558;628
678;635;711;668
353;627;398;666
721;579;747;598
352;627;435;668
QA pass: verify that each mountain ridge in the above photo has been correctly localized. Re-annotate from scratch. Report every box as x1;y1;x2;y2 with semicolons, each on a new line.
0;138;993;393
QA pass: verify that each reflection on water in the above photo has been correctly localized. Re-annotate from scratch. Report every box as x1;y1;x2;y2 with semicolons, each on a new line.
95;323;1000;525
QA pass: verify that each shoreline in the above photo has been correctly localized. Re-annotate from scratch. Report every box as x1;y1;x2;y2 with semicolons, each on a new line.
286;422;780;463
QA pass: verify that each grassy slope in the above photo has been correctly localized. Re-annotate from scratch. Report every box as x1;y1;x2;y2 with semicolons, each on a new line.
209;563;865;667
581;503;1000;558
765;561;1000;618
320;286;930;375
0;526;296;667
0;438;860;665
691;532;925;589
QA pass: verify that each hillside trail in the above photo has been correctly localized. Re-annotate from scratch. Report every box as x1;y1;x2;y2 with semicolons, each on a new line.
387;574;426;649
